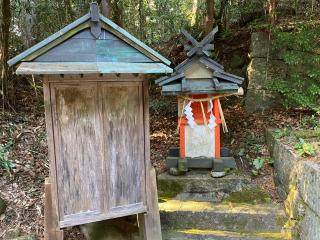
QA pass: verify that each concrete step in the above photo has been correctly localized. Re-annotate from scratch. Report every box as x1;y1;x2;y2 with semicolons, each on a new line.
157;170;251;201
162;229;285;240
160;200;286;233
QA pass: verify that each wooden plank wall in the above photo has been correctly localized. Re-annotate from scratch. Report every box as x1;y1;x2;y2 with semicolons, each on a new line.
101;82;146;209
47;77;147;227
51;83;103;217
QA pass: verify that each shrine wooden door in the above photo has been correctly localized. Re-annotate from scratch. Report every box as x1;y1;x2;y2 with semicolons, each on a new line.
48;80;146;228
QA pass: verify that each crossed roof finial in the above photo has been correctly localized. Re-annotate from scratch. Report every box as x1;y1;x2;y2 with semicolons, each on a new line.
182;26;218;58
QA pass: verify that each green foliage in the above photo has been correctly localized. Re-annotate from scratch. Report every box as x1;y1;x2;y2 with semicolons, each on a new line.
267;157;274;166
0;143;13;172
251;157;265;176
150;99;176;115
274;127;292;139
269;23;320;113
294;138;316;157
244;132;258;146
299;115;319;129
226;0;265;25
252;144;262;155
10;0;197;49
239;133;269;176
238;148;245;157
293;128;320;139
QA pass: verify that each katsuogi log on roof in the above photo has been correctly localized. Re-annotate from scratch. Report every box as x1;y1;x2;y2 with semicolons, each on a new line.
156;27;244;95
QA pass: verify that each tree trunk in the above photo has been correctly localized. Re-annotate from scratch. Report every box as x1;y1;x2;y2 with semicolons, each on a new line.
139;0;146;40
267;0;277;24
111;1;123;27
195;0;202;31
216;0;228;31
98;0;122;27
191;0;198;27
205;0;215;35
99;0;112;18
1;0;12;109
64;0;74;22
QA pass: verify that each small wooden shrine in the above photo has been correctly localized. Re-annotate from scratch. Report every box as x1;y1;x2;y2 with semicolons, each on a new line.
8;3;172;240
156;27;244;176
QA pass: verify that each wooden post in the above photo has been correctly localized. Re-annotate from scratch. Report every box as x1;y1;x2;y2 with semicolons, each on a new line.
43;79;63;240
45;178;64;240
138;78;162;240
138;168;162;240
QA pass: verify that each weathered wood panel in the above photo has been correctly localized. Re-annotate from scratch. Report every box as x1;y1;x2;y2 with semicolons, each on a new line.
97;40;152;63
44;178;64;240
72;29;96;39
43;78;61;236
59;28;147;44
199;57;224;71
186;79;214;91
16;62;172;75
24;23;91;63
185;62;213;79
99;29;123;40
8;14;91;66
157;73;184;86
100;82;146;210
214;71;244;84
60;203;146;228
35;38;97;62
51;83;103;219
35;28;152;63
99;16;170;65
47;79;149;228
138;78;162;240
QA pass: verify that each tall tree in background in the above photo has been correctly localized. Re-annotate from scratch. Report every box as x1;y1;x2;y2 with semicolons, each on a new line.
64;0;74;22
1;0;12;109
191;0;198;27
267;0;277;24
216;0;228;31
111;0;123;27
205;0;215;35
99;0;123;27
139;0;146;40
98;0;112;17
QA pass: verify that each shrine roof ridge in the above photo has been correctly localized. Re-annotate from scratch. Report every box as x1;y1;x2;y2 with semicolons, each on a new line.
8;5;171;67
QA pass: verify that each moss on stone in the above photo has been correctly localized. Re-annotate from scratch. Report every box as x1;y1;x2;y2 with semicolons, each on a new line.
223;187;272;204
0;197;6;215
179;229;286;239
292;128;320;139
157;179;183;198
276;215;287;227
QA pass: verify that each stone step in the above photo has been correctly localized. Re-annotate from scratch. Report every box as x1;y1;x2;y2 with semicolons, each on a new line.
162;229;285;240
157;170;251;200
160;200;286;233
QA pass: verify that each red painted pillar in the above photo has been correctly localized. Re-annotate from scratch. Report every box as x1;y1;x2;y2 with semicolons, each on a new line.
214;99;221;159
179;118;186;159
